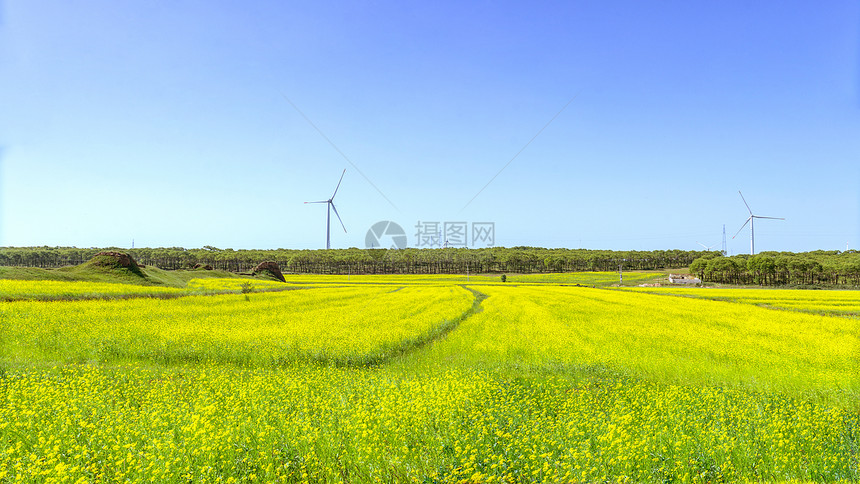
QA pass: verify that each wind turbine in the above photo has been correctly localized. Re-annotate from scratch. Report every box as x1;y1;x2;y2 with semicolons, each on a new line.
305;169;347;249
697;242;718;251
732;191;784;255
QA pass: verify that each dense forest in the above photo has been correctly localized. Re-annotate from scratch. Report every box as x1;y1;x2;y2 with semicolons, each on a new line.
4;246;858;286
690;250;860;286
1;246;703;274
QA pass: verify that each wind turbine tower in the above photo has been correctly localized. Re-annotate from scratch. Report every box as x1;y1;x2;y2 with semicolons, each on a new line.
305;169;347;249
721;225;727;256
732;191;784;255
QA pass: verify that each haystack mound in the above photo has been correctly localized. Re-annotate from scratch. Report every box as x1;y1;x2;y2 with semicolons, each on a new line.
90;251;141;269
253;261;285;282
82;251;145;278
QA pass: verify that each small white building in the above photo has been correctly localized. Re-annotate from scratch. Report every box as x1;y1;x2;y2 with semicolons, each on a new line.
668;274;701;285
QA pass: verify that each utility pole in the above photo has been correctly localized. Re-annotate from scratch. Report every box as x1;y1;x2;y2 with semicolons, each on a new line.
619;264;623;285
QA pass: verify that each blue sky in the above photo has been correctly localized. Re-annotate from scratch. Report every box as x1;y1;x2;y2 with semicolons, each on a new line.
1;1;858;253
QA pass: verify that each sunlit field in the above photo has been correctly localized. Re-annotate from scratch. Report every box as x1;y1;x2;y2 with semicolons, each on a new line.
276;271;661;286
502;271;662;285
0;280;186;301
0;275;857;482
621;285;860;317
411;285;857;396
0;286;473;367
184;278;303;292
0;278;298;301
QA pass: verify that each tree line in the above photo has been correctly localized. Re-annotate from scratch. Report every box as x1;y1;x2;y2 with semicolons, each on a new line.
690;250;860;286
0;246;705;274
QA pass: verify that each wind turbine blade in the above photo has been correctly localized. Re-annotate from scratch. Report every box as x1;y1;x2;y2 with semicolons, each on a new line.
697;242;707;249
738;191;752;215
753;216;785;220
732;217;751;239
331;169;346;200
305;200;328;204
330;202;347;233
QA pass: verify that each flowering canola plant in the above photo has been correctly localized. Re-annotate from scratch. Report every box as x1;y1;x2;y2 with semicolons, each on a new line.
184;278;301;292
0;278;857;482
0;280;186;301
0;285;474;367
1;365;856;483
0;278;301;302
423;285;857;398
622;285;860;317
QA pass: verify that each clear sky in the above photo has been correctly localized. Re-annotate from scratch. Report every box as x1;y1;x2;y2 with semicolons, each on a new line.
1;1;858;253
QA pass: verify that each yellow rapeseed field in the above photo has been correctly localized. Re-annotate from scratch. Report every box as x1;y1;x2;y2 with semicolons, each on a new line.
274;271;659;286
0;280;186;301
623;285;860;317
0;278;297;302
0;277;857;482
0;285;474;366
184;278;303;292
1;364;856;483
418;285;858;398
